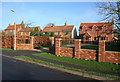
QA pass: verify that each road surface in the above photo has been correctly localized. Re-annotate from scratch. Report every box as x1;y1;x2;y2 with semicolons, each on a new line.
2;56;97;80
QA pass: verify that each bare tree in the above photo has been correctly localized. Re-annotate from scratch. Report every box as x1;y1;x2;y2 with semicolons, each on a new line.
45;23;53;27
24;22;34;28
97;1;120;29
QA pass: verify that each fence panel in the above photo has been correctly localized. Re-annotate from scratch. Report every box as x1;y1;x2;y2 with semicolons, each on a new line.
105;40;120;52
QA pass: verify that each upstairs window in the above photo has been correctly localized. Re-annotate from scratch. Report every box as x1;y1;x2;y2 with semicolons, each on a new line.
6;31;8;34
83;29;86;32
101;37;105;40
21;32;23;35
93;29;96;32
103;29;107;32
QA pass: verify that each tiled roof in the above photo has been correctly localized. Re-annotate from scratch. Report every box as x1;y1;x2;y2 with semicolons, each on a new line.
79;23;114;31
42;25;74;32
19;26;41;32
5;24;22;31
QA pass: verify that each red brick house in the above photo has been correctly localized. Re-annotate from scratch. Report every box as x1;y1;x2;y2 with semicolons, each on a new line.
79;22;114;42
42;22;77;39
4;21;41;36
5;21;25;36
18;26;41;36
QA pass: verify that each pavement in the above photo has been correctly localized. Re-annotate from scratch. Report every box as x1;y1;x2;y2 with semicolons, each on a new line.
2;48;120;80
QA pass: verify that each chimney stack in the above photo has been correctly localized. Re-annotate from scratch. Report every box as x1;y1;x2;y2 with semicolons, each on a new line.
52;23;55;27
65;21;67;26
21;20;24;24
9;24;10;26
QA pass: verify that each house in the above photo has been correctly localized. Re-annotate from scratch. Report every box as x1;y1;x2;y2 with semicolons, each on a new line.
4;21;41;36
79;22;114;42
18;26;41;36
42;22;77;39
5;21;25;36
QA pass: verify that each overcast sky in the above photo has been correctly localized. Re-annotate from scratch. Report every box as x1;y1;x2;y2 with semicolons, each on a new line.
2;2;104;35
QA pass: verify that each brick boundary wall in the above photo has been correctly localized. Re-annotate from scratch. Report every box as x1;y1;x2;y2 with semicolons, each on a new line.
16;36;34;50
49;38;120;63
98;40;120;63
60;47;73;57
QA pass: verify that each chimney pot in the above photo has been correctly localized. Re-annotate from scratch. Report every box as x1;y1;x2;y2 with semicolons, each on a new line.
52;23;55;27
65;21;67;26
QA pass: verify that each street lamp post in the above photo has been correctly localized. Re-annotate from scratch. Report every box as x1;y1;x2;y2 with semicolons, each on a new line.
11;9;16;50
96;27;99;41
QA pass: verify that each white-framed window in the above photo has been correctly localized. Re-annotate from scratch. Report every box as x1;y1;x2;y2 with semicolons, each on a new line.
103;29;107;32
21;32;23;35
93;29;96;32
43;32;45;34
6;31;8;34
10;30;12;32
83;29;86;32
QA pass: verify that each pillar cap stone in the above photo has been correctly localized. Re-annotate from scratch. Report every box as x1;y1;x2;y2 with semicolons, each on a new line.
75;39;81;41
99;40;105;42
56;38;62;40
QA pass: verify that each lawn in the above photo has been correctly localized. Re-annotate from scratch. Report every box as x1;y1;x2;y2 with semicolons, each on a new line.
14;55;120;80
0;48;13;50
33;53;120;73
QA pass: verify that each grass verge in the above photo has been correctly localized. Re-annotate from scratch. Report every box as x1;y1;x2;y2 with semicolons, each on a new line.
14;55;119;80
0;48;13;50
33;53;120;73
0;48;31;51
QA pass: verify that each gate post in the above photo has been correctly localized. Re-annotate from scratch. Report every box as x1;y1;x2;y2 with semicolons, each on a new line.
55;38;62;56
49;37;54;46
75;39;81;58
31;36;34;50
98;40;105;62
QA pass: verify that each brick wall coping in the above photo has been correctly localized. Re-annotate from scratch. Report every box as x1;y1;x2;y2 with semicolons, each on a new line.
17;44;31;45
81;49;96;51
105;51;120;53
75;39;81;41
55;38;62;40
99;40;105;42
61;47;73;49
49;37;54;39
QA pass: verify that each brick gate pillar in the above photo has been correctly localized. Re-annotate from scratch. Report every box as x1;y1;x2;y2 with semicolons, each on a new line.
31;36;34;50
49;37;54;46
75;39;81;58
98;40;105;62
55;38;62;56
